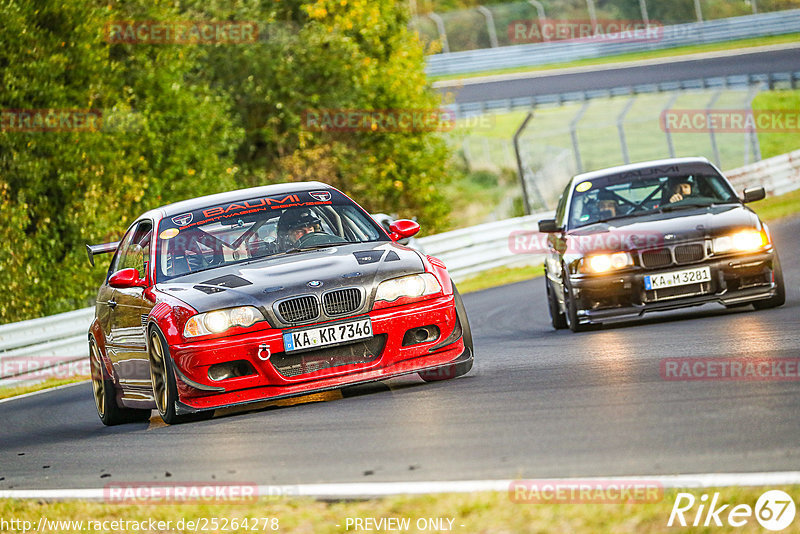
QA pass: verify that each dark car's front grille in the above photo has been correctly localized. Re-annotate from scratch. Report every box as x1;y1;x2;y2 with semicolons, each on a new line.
674;244;705;264
641;248;672;268
323;288;362;316
271;334;387;378
276;296;319;323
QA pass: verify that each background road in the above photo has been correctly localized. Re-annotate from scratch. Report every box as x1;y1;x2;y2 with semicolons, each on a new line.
1;217;798;490
440;46;800;104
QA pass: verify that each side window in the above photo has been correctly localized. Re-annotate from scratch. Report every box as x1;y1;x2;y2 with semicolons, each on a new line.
108;221;152;280
555;182;570;228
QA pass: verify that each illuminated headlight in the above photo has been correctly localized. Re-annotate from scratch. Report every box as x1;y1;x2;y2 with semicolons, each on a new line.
375;273;441;303
713;229;769;254
582;252;633;274
184;306;263;338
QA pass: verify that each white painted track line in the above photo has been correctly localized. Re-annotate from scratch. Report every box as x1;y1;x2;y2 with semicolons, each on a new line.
3;472;800;500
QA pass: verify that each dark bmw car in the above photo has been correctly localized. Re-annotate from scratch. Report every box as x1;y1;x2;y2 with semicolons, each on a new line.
538;157;785;332
86;182;473;425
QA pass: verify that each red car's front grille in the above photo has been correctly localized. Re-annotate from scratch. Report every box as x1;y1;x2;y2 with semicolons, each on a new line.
276;296;319;323
271;335;387;378
323;288;362;316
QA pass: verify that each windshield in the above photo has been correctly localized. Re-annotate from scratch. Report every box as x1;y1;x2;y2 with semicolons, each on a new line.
567;172;738;229
155;189;387;281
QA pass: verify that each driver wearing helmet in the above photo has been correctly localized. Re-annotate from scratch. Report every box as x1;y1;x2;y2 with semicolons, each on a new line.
277;208;323;250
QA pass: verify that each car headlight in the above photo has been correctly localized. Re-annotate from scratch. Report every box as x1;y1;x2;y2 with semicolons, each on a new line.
581;252;633;274
184;306;264;338
374;273;442;304
713;229;769;254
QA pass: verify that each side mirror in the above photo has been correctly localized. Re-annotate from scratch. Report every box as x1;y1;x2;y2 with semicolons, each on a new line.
388;219;420;241
538;219;560;233
742;186;766;203
109;268;147;289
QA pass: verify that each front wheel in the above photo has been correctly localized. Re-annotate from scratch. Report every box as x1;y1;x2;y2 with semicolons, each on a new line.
564;280;592;333
148;328;213;425
546;277;568;329
753;252;786;310
90;338;151;426
419;284;474;382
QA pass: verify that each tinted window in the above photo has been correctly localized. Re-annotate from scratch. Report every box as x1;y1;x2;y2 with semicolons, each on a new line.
156;190;387;281
567;173;737;229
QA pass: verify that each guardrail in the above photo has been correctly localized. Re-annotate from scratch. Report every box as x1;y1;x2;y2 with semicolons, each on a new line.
446;71;800;118
2;149;800;378
426;10;800;76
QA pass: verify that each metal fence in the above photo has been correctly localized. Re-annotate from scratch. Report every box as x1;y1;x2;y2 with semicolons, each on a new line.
449;73;800;211
425;9;800;75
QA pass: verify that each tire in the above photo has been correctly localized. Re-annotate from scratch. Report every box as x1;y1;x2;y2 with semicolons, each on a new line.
563;278;592;333
546;277;568;329
419;284;474;382
753;251;786;310
148;328;213;425
89;338;151;426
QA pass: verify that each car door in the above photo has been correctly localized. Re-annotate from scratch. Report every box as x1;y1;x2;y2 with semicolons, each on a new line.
106;220;155;392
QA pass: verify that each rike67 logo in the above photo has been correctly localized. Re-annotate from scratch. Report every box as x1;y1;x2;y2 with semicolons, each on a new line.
668;490;796;531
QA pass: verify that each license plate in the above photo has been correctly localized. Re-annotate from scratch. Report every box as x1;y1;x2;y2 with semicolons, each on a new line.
644;266;711;290
282;318;372;352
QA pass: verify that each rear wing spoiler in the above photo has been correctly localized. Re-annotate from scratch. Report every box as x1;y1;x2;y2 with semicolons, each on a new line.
86;241;120;267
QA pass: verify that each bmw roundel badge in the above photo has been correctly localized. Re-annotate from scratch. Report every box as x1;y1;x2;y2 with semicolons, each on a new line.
307;280;323;288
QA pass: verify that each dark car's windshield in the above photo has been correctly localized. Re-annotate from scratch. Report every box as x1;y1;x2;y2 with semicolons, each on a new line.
156;189;387;281
567;172;738;229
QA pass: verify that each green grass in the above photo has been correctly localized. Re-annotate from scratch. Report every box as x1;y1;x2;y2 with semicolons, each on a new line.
431;33;800;82
0;377;87;400
3;486;800;533
752;90;800;159
459;264;542;294
752;187;800;221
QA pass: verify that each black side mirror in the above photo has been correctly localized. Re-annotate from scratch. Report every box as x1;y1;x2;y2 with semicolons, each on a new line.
538;219;560;233
742;186;766;203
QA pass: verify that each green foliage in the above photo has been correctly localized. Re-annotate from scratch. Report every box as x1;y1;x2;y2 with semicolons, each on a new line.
192;0;453;231
0;0;452;323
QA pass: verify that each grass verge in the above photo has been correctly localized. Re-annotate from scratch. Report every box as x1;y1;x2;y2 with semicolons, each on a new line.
753;187;800;222
431;33;800;82
2;486;799;533
0;377;88;401
459;264;542;294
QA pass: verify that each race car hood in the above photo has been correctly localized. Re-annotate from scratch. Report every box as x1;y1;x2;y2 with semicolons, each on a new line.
566;203;761;254
155;241;425;319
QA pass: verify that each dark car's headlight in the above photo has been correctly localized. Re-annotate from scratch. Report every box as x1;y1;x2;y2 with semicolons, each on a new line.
184;306;264;338
374;273;441;306
580;252;634;274
712;229;769;254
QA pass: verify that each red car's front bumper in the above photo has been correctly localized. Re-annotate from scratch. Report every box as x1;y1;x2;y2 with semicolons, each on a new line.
168;294;468;413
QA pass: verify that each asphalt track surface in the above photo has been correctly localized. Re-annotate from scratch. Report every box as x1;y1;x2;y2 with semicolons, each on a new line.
1;216;798;490
439;46;800;104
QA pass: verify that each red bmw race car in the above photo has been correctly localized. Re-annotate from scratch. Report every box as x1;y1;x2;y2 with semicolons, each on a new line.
87;182;473;425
